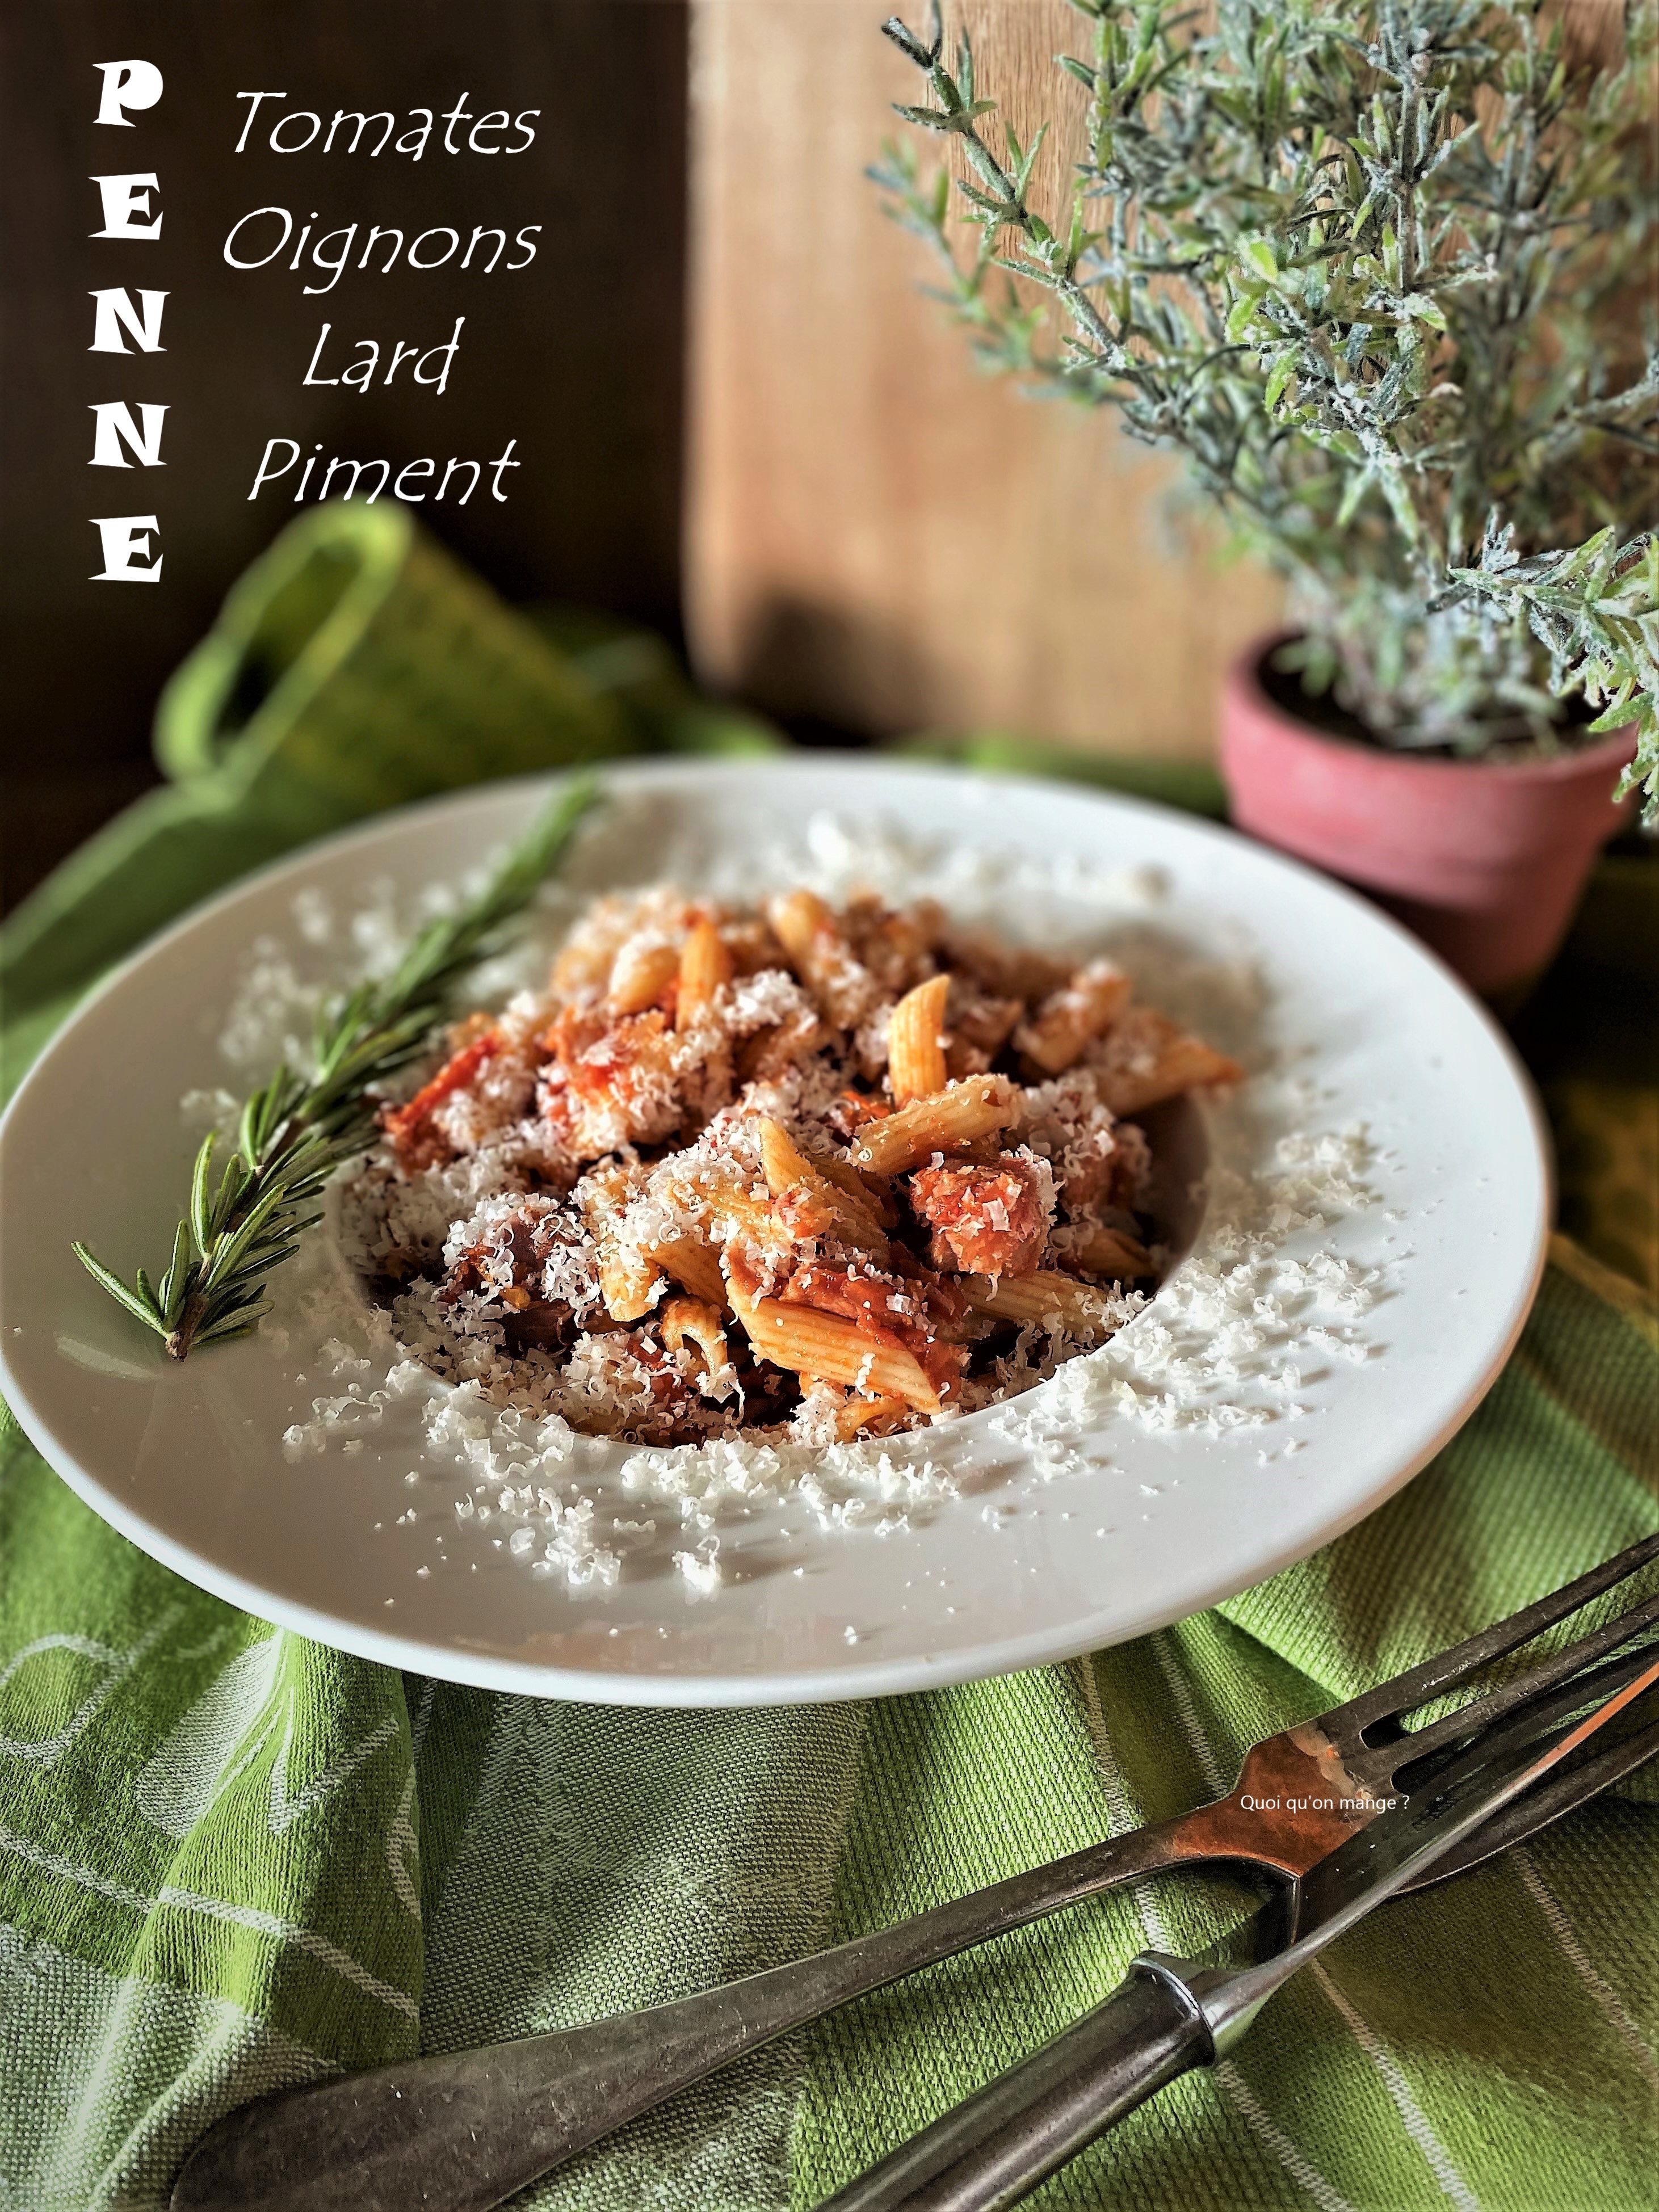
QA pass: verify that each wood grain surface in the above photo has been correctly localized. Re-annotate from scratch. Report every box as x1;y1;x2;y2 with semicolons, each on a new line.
685;0;1282;757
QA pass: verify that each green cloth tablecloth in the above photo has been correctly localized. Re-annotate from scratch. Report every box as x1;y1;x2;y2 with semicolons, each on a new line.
2;508;1655;2212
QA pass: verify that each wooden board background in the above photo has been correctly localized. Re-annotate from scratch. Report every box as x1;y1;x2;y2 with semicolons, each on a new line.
684;0;1283;756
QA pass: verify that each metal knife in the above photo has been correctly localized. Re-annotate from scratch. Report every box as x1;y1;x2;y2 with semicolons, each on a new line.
818;1651;1659;2211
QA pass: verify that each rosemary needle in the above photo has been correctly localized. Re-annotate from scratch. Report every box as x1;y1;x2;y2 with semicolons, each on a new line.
74;775;602;1363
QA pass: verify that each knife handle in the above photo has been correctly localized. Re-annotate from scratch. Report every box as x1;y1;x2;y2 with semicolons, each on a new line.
815;1961;1214;2212
169;1823;1204;2212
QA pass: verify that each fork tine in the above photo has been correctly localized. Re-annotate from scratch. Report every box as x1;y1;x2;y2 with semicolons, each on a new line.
1398;1711;1659;1893
1322;1530;1659;1740
1388;1631;1659;1795
1349;1588;1659;1787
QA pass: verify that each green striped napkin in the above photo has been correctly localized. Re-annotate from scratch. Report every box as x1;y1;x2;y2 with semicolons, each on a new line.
2;508;1654;2212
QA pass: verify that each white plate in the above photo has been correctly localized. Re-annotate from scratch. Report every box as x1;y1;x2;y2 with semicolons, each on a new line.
0;760;1548;1706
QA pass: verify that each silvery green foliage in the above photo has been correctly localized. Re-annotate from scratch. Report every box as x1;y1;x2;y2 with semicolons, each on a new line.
876;0;1658;814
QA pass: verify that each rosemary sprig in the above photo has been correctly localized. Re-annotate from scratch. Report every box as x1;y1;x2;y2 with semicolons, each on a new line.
74;776;601;1362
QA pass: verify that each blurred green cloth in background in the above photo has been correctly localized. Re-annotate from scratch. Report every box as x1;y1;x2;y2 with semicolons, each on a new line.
1;508;1654;2212
0;504;774;1100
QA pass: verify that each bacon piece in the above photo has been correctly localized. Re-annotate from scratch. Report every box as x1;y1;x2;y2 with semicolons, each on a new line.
381;1032;502;1171
539;1001;683;1159
439;1202;576;1355
909;1153;1053;1279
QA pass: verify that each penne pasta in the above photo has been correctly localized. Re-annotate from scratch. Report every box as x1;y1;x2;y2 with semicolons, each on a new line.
759;1117;888;1253
607;940;681;1016
1015;961;1132;1076
646;1234;729;1309
770;889;875;1028
709;1181;789;1253
758;1116;813;1195
814;1150;901;1228
677;917;733;1025
833;1391;912;1441
770;888;833;957
960;1269;1120;1340
850;1073;1022;1176
1089;1008;1244;1116
1061;1225;1155;1280
598;1244;664;1323
661;1296;731;1387
727;1275;943;1412
887;974;951;1101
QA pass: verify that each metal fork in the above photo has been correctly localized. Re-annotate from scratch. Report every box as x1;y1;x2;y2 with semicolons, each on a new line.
170;1533;1659;2212
820;1636;1659;2210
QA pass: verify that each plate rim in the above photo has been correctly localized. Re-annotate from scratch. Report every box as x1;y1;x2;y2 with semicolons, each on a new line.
0;754;1553;1705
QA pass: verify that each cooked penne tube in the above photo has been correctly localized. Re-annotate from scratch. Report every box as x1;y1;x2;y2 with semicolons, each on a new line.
661;1296;731;1385
769;889;873;1027
661;1161;787;1257
758;1117;888;1252
1015;961;1132;1076
850;1073;1021;1175
1061;1225;1155;1280
608;940;681;1015
1090;1008;1244;1116
711;1182;789;1252
599;1244;664;1323
960;1268;1119;1340
770;888;834;968
887;974;950;1101
646;1235;729;1309
727;1276;942;1412
758;1116;813;1195
833;1391;911;1441
814;1151;901;1228
677;917;733;1025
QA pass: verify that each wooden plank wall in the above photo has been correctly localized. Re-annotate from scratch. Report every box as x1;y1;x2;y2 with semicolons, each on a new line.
685;0;1282;758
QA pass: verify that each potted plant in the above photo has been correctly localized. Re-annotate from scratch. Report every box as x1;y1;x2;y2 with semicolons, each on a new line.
876;0;1657;993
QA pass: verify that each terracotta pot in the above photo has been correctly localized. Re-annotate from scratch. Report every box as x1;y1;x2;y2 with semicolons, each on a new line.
1218;637;1637;995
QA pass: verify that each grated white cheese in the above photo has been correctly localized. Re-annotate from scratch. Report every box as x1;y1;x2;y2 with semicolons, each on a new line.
226;814;1395;1598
